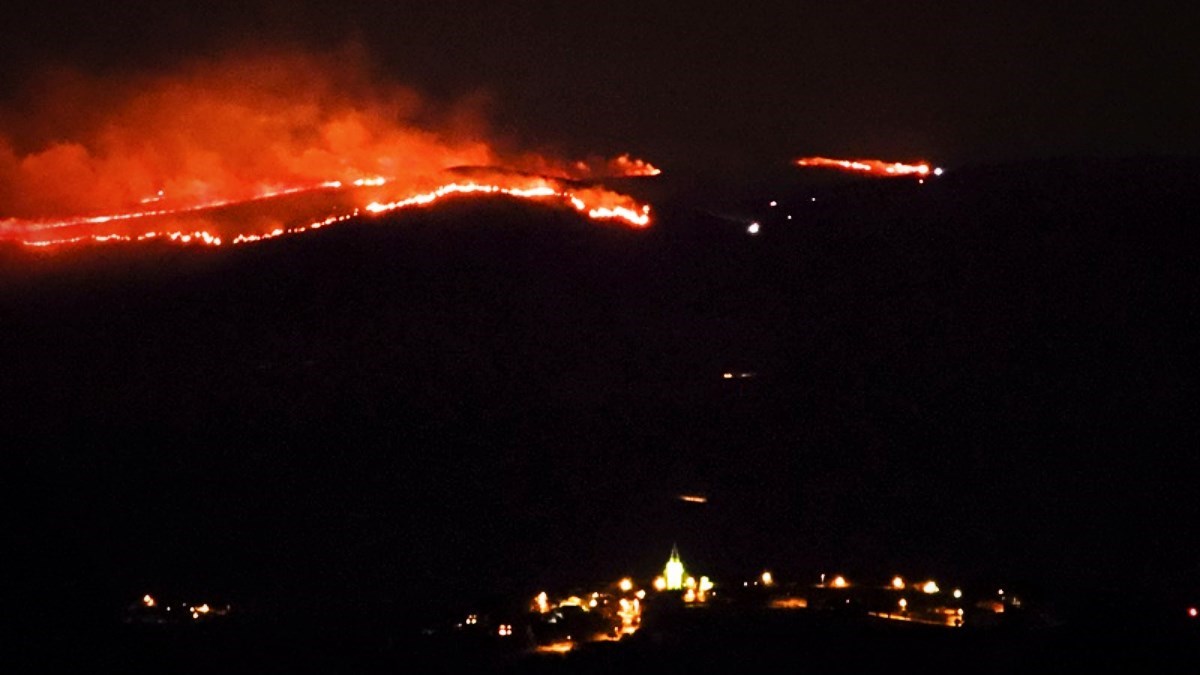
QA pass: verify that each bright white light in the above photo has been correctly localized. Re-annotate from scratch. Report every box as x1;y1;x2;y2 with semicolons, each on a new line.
665;548;685;590
933;167;944;176
892;576;905;590
1189;607;1198;618
899;598;907;609
619;578;633;592
747;222;760;235
953;589;962;599
786;215;792;220
769;200;777;207
922;581;940;594
761;571;773;586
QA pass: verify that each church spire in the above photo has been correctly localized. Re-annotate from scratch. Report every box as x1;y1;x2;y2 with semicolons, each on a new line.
665;544;685;590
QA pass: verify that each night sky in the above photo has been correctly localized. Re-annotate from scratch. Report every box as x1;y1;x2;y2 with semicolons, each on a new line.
2;1;1197;171
4;0;1199;635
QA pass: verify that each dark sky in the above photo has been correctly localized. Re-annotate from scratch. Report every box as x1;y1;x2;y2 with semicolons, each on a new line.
2;1;1197;171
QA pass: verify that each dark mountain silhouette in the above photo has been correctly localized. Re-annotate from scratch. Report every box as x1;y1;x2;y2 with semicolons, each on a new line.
5;159;1197;663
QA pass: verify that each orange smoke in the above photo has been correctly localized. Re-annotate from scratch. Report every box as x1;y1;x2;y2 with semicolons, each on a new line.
486;152;661;184
0;49;656;248
795;156;938;177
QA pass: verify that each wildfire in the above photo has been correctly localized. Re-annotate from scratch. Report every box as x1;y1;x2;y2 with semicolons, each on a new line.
363;181;651;227
6;176;651;249
795;156;942;177
0;50;656;250
605;153;662;177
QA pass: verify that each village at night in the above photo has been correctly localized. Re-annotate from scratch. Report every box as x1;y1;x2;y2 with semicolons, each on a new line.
118;536;1197;670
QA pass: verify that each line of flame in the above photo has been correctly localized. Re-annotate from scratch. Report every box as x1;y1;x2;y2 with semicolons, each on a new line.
7;182;345;233
12;179;651;249
364;182;651;227
795;156;931;176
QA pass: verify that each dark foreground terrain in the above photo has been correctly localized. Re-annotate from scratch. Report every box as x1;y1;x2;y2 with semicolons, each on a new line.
6;157;1198;671
19;602;1200;673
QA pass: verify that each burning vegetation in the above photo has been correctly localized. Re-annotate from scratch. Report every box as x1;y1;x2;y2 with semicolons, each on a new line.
0;49;656;248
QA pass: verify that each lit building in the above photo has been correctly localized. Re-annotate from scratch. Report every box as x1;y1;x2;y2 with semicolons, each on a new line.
665;544;686;591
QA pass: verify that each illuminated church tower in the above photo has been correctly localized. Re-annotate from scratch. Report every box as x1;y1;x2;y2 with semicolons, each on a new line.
664;544;685;591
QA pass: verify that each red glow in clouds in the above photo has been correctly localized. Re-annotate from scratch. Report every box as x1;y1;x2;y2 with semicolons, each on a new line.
0;50;656;249
795;156;942;177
